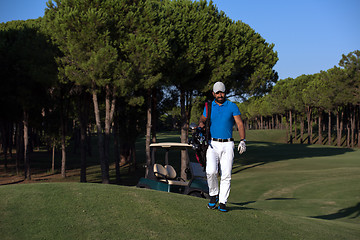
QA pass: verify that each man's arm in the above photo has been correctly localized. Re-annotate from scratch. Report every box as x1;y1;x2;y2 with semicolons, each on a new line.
234;115;245;140
234;115;246;154
198;114;207;129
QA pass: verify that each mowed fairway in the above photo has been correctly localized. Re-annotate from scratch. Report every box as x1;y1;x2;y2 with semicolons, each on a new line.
1;141;359;239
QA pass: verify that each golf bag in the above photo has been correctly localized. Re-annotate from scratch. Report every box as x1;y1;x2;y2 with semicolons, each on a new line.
189;101;211;171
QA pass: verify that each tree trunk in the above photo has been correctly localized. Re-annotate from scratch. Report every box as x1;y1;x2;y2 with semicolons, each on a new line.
310;117;313;144
306;106;312;144
87;126;92;157
346;121;350;148
16;122;23;175
0;122;8;172
336;111;340;146
340;111;344;147
180;89;188;180
186;91;193;128
79;109;88;183
294;113;297;143
52;143;55;174
23;110;31;180
151;88;157;143
77;90;90;182
328;110;332;146
72;125;79;154
318;110;322;145
104;85;116;183
127;144;136;174
145;89;152;178
285;115;289;143
60;113;66;178
346;106;350;148
350;106;355;148
289;110;293;144
9;123;14;159
113;111;121;185
336;111;343;147
300;116;304;144
357;105;360;148
92;91;109;184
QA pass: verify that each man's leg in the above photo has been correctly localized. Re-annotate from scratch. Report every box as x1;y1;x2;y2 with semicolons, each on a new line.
206;141;219;197
218;141;234;205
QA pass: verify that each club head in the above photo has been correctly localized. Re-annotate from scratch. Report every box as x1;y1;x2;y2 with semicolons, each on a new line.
189;122;198;130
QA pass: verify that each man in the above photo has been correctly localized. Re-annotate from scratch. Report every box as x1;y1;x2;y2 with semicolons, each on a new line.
198;81;246;212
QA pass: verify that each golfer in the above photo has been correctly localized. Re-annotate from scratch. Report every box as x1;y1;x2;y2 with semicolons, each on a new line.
198;82;246;212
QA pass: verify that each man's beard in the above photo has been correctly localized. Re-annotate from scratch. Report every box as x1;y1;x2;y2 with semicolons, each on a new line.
216;96;225;104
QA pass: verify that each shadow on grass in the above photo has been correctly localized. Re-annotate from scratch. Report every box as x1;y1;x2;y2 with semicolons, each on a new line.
228;198;299;212
235;141;354;167
232;162;266;174
1;135;355;187
265;197;297;201
227;201;258;211
310;203;360;220
0;179;25;185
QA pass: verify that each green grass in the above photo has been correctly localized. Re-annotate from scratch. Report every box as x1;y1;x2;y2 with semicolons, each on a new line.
245;129;288;143
1;131;360;239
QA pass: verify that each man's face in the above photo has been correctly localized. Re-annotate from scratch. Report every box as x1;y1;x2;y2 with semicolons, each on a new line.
213;91;226;104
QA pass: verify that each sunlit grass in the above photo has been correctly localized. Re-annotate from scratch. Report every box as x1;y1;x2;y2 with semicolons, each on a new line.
1;131;359;239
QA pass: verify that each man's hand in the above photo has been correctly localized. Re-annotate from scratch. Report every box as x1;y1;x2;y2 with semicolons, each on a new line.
198;114;207;129
237;140;246;154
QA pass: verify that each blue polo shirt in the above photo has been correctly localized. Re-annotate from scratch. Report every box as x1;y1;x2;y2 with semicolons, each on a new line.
203;100;241;139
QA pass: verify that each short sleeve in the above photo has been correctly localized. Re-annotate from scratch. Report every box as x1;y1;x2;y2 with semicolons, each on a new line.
232;103;241;116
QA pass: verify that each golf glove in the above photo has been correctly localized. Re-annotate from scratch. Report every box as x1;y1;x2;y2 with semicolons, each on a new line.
237;140;246;154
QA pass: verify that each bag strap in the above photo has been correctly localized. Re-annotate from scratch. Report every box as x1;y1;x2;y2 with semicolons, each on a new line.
205;101;211;142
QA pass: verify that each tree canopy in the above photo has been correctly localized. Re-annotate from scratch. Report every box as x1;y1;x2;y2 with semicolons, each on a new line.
1;0;280;182
240;50;360;148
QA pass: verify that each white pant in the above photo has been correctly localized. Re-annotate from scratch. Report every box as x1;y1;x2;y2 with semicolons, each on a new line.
206;140;234;204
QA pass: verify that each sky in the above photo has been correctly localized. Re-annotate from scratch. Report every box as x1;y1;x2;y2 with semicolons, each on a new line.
1;0;359;80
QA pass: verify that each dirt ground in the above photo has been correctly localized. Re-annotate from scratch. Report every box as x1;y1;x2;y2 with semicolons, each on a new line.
0;151;86;186
0;163;82;186
0;157;141;186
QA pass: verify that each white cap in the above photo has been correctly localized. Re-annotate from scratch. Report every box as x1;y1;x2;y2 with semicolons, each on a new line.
213;82;225;93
